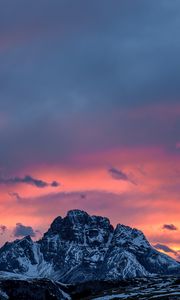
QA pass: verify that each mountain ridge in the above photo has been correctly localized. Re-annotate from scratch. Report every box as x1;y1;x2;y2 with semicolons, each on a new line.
0;209;179;283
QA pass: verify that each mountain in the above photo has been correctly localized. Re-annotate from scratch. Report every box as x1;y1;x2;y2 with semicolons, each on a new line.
0;209;179;283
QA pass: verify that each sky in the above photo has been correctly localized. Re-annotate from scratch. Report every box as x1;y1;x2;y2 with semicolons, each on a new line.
0;0;180;260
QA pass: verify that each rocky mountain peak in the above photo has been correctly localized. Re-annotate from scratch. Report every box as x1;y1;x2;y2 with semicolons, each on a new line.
66;209;89;223
44;210;114;244
113;224;150;248
0;209;179;283
19;235;33;243
47;216;63;234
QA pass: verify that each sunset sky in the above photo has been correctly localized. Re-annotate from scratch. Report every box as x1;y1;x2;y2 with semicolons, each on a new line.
0;0;180;260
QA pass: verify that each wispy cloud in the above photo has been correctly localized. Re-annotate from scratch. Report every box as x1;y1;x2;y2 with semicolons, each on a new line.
154;243;180;261
154;243;176;254
108;167;137;185
0;175;60;188
8;192;22;201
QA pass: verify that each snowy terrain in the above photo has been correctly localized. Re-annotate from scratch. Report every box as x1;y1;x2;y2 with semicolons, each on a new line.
89;277;180;300
0;276;180;299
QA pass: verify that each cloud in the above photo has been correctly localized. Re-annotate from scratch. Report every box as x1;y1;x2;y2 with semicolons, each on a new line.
176;252;180;260
108;167;137;185
108;167;129;181
162;224;178;231
0;225;7;235
154;243;176;254
11;189;162;226
0;1;180;174
13;223;36;237
0;175;60;188
51;181;60;187
8;192;22;201
154;243;180;261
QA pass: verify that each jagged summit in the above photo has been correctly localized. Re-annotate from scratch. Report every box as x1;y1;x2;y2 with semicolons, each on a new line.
67;209;89;219
47;216;63;234
0;209;179;283
48;209;111;229
113;224;150;248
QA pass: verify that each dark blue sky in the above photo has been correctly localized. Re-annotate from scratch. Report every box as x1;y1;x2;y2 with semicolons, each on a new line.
0;0;180;172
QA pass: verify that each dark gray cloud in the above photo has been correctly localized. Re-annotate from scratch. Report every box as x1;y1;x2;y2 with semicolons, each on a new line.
154;243;176;254
51;181;60;187
109;167;129;181
0;0;180;172
0;175;60;188
13;223;36;237
108;167;137;185
0;225;7;235
154;243;180;261
163;224;178;231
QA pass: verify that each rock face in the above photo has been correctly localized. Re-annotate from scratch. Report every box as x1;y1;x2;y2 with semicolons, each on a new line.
0;209;179;283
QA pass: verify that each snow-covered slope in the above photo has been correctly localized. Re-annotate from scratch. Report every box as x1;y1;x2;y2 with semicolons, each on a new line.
0;210;179;283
